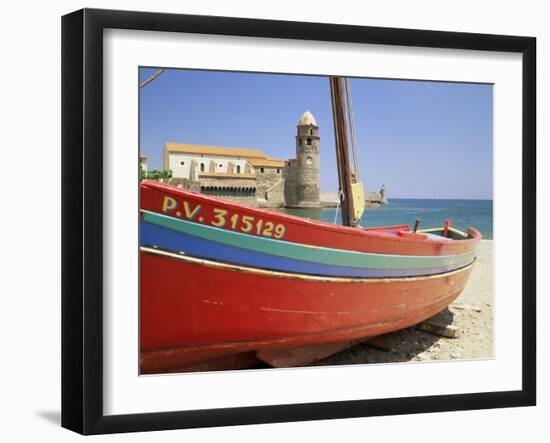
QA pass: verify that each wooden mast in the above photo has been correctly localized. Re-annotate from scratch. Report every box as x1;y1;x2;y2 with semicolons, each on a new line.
330;77;355;227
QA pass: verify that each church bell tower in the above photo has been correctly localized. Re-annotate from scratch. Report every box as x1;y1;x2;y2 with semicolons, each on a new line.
293;111;321;208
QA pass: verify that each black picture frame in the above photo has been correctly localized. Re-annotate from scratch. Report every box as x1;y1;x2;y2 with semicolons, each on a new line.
61;8;536;435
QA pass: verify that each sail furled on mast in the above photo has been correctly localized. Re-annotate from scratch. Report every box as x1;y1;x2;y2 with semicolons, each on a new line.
329;77;365;227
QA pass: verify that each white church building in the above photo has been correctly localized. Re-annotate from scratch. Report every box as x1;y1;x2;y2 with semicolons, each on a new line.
163;142;284;179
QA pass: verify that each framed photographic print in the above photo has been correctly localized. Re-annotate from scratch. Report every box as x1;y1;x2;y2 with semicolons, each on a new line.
61;8;536;435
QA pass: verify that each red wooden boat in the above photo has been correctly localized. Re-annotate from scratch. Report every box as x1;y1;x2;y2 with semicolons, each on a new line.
140;247;474;373
139;77;480;373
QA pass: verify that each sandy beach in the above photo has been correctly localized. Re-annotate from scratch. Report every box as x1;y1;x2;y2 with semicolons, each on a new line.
313;239;494;366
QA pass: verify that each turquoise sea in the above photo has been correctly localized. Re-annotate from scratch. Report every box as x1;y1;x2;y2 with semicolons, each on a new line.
280;199;493;240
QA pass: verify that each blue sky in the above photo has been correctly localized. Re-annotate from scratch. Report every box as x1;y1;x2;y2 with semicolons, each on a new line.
139;68;493;199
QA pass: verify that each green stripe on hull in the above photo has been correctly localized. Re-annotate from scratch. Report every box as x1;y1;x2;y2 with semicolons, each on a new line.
142;211;475;270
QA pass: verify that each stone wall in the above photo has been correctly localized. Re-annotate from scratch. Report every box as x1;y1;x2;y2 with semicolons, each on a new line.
166;178;201;192
197;174;258;205
365;191;383;202
197;174;257;190
148;174;286;208
283;159;298;207
293;140;320;207
200;189;257;206
256;167;285;207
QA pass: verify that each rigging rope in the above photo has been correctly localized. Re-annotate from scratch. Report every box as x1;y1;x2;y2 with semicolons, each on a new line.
330;80;345;196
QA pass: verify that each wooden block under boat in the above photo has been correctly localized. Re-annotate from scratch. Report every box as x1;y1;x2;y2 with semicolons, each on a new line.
256;340;364;368
419;321;459;338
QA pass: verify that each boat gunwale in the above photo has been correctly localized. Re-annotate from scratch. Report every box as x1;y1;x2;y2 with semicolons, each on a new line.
141;181;483;246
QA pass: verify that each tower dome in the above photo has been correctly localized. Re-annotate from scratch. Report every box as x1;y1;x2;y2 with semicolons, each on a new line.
298;110;317;126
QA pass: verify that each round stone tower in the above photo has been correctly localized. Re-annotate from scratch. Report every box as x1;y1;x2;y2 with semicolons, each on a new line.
292;111;321;208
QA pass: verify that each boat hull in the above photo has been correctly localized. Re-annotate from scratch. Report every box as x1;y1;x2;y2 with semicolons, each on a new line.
140;247;474;373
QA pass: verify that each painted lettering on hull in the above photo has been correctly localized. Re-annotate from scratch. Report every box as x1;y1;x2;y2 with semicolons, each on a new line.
160;195;286;239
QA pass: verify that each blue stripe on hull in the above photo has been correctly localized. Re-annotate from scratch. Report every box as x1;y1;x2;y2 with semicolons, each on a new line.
140;221;469;278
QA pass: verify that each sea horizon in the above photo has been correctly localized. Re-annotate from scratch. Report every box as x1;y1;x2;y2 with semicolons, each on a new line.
281;197;494;240
383;197;493;201
320;193;493;202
